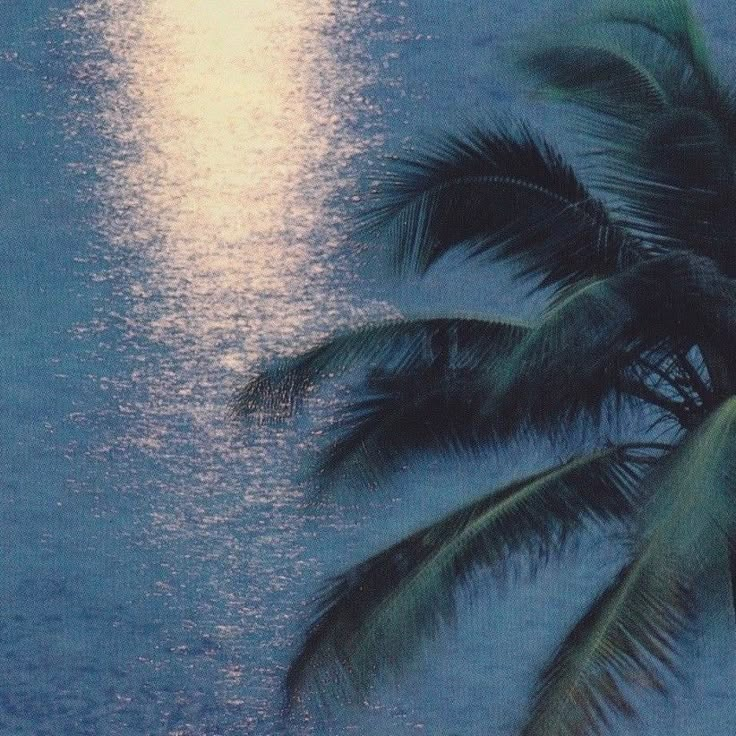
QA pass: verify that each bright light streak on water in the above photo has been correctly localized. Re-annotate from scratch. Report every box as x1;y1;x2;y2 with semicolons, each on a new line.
4;1;736;735
66;1;385;733
91;0;367;371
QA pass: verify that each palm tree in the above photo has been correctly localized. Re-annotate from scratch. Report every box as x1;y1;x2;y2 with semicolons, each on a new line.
235;0;736;733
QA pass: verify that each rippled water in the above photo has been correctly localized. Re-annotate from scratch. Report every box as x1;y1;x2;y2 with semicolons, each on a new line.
3;1;736;735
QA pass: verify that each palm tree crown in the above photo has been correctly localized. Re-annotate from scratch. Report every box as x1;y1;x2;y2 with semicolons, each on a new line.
235;1;736;733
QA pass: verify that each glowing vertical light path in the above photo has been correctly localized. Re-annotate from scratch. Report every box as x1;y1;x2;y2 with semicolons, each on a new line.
73;1;377;731
91;0;362;365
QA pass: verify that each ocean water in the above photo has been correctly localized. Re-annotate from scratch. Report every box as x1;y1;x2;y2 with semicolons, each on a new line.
2;2;736;735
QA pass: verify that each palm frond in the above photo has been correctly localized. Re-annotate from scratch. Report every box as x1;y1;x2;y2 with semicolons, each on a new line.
524;0;723;121
522;557;694;736
522;44;670;118
312;366;489;485
363;123;642;290
232;317;527;421
489;253;736;434
308;255;733;485
521;397;736;736
595;0;714;78
286;444;665;707
522;1;736;272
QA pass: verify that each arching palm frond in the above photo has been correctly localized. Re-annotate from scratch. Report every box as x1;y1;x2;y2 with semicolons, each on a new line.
524;0;726;125
311;366;493;485
522;0;736;272
311;269;723;487
232;317;528;421
308;268;677;485
286;444;665;708
521;397;736;736
596;0;715;80
522;44;671;119
486;253;736;436
241;255;732;487
363;123;642;290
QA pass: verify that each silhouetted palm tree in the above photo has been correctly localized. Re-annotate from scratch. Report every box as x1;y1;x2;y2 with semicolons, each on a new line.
235;1;736;733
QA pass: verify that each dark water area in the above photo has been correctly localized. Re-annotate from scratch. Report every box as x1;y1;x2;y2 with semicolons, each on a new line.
2;2;736;735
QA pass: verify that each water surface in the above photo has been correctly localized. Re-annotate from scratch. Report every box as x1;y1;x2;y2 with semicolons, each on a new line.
3;2;736;734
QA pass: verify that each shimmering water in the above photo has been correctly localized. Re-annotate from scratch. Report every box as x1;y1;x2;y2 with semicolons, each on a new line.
3;2;736;735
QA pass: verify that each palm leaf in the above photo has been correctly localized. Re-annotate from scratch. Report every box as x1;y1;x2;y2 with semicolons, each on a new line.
488;253;736;434
521;397;736;736
595;0;714;78
363;123;642;290
522;1;736;271
524;0;723;121
232;317;527;421
286;444;665;707
522;44;670;117
310;255;732;485
312;366;491;485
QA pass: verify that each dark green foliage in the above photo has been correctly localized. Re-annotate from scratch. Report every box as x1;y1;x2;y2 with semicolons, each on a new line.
232;317;527;422
235;0;736;733
286;445;664;706
363;123;643;289
522;0;736;273
522;399;736;736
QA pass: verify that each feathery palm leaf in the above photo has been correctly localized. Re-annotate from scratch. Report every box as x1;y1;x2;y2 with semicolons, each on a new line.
257;254;733;484
524;0;727;126
487;253;736;434
364;124;642;289
286;444;665;706
232;317;527;421
521;397;736;736
309;254;723;483
522;43;671;118
311;282;668;486
522;0;736;270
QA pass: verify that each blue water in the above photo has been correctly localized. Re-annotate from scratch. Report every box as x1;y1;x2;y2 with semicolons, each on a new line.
2;2;736;735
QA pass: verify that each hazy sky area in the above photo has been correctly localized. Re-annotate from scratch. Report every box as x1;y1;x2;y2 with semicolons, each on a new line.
3;2;736;734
